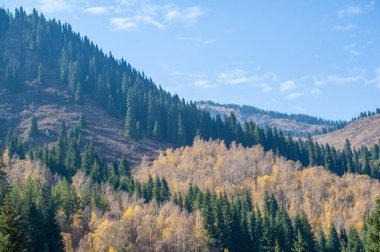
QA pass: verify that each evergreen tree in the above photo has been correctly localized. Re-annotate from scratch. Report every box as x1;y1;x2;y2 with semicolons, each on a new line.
28;114;39;137
74;81;83;104
0;196;27;252
347;226;363;252
125;90;137;139
177;113;186;146
327;225;340;252
37;62;43;85
364;197;380;251
293;230;307;252
152;120;161;140
78;113;86;128
317;227;327;252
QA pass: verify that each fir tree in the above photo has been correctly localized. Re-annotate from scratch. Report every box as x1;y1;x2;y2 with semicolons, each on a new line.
347;226;363;252
364;197;380;251
327;225;340;252
0;196;27;252
125;90;137;139
293;230;307;252
28;114;39;137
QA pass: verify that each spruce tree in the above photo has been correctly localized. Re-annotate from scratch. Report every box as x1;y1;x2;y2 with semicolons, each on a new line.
125;90;137;139
364;197;380;251
327;225;340;252
0;196;27;252
347;226;363;252
293;230;307;252
152;120;161;140
28;114;39;137
37;63;43;85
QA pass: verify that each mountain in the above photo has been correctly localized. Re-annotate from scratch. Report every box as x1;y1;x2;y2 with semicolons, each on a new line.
197;101;347;136
314;113;380;149
1;7;380;181
1;7;380;252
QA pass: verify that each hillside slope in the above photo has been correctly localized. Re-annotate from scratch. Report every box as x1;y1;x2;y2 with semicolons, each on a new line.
135;138;380;234
314;114;380;149
0;84;168;164
197;101;345;136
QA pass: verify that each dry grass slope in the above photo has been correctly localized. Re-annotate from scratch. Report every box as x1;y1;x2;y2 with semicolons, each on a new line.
314;114;380;149
0;84;169;165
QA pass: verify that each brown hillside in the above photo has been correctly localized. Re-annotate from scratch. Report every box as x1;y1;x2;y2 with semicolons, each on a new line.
198;103;326;134
313;114;380;149
0;83;169;165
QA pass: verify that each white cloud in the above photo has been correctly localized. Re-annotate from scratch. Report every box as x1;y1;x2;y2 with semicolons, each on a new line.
178;37;215;44
279;80;297;92
310;88;321;95
286;92;304;100
37;0;74;13
117;0;138;6
218;69;277;85
259;83;274;93
194;80;216;89
165;6;203;25
85;6;112;15
366;67;380;90
343;44;360;56
333;24;356;31
337;1;376;18
338;5;363;18
315;75;363;86
110;15;165;31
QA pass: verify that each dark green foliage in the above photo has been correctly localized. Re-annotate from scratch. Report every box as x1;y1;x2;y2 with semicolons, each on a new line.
326;224;340;252
294;212;316;252
37;63;43;85
293;230;307;252
78;113;86;128
0;9;9;37
364;197;380;251
347;226;364;252
317;227;327;252
0;196;27;252
28;114;39;137
4;62;22;92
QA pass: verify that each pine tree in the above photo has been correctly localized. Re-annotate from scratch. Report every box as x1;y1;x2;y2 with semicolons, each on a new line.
118;156;130;176
125;90;138;139
152;120;161;140
327;225;340;252
293;230;307;252
177;113;186;146
364;197;380;251
347;226;363;252
36;62;44;85
0;196;27;252
294;212;316;252
74;81;83;104
28;114;39;137
78;113;86;128
317;227;327;252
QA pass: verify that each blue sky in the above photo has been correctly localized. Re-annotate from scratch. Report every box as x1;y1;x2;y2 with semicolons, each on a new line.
3;0;380;120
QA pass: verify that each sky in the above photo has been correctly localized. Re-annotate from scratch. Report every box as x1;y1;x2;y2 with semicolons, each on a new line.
2;0;380;120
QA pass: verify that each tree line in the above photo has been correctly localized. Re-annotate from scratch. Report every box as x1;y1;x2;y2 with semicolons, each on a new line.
1;7;380;182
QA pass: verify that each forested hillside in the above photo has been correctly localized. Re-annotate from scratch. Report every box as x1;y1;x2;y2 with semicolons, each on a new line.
1;6;380;252
2;136;380;251
2;7;380;182
197;101;347;136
